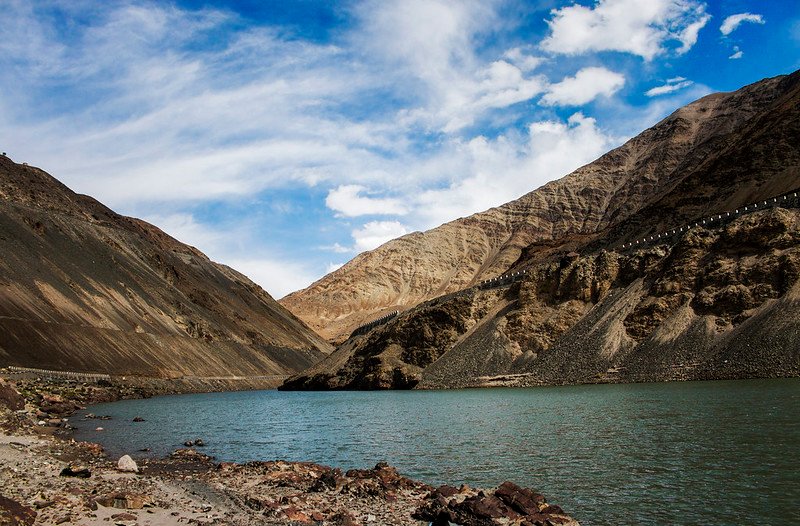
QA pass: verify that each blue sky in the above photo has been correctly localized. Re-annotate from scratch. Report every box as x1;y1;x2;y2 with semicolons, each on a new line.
2;0;799;298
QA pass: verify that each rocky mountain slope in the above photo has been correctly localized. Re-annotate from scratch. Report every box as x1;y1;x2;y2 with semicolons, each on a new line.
0;156;331;381
281;70;800;390
282;71;800;344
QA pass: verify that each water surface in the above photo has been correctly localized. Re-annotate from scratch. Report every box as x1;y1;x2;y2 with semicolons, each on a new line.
74;378;800;525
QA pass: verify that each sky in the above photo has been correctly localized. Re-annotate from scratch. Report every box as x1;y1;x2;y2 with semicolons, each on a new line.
2;0;799;298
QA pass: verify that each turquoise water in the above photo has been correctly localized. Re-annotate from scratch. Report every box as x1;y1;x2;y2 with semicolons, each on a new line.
74;379;800;525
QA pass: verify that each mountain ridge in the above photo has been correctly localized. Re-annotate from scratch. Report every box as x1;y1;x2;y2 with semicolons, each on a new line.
281;72;797;343
281;70;800;390
0;156;332;382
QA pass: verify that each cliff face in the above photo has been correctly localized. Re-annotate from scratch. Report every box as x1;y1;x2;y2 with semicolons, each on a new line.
0;156;331;379
281;70;800;390
282;71;800;343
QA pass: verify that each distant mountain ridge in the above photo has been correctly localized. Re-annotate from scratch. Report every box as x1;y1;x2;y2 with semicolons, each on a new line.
0;156;331;383
281;70;800;390
281;71;800;344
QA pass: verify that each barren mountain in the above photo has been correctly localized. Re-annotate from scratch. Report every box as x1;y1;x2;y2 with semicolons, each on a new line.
282;71;800;344
281;70;800;390
0;156;331;382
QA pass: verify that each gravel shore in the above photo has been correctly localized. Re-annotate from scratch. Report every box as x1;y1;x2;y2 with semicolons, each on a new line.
0;377;580;526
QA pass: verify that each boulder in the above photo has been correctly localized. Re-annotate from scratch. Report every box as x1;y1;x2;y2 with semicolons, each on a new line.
0;380;25;411
59;465;91;478
132;416;144;422
94;492;151;510
414;481;580;526
117;455;139;473
0;496;37;526
495;481;546;515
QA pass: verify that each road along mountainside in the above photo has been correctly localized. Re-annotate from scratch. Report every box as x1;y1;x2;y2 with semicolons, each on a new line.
281;70;800;344
281;70;800;390
0;156;331;382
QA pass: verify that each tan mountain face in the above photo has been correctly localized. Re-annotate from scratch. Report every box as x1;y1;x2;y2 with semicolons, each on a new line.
282;71;800;344
281;70;800;390
0;156;332;379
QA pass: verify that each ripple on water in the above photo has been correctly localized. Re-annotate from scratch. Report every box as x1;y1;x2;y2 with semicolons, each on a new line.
73;378;800;526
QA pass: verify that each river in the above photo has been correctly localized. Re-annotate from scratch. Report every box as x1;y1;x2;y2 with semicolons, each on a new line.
73;378;800;525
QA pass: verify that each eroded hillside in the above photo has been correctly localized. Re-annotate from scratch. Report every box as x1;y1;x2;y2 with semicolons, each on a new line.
0;156;331;381
282;206;800;390
282;71;800;343
282;70;800;390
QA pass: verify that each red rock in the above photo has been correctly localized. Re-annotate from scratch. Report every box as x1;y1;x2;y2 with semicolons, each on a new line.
433;485;459;498
283;506;310;522
0;496;37;526
495;481;545;515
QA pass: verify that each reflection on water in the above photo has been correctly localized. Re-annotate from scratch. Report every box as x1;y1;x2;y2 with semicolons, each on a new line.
74;378;800;526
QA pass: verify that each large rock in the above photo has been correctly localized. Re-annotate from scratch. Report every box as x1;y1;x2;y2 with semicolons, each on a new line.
117;455;138;473
0;379;25;410
414;481;579;526
0;496;37;526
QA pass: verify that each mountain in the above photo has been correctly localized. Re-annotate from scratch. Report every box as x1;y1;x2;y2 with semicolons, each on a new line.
281;70;800;390
0;156;331;384
281;72;800;344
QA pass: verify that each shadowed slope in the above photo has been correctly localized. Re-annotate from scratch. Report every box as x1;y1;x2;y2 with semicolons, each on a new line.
0;156;331;379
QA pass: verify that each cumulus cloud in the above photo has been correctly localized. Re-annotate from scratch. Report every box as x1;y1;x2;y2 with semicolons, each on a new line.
645;76;694;97
541;67;626;106
1;0;707;293
352;221;411;252
728;47;743;60
326;185;409;217
541;0;711;60
720;13;765;36
409;113;619;228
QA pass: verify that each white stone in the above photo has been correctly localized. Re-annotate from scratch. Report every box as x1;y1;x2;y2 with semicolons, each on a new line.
117;454;139;473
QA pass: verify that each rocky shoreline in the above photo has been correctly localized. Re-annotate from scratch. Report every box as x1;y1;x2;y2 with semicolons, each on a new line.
0;376;580;526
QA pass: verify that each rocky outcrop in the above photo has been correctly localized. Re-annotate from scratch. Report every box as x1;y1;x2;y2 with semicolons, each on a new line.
281;70;800;389
0;156;331;378
414;481;579;526
282;70;800;343
284;205;800;390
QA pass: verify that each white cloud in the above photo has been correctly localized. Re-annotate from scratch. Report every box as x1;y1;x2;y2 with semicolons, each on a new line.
352;221;411;252
541;0;711;60
728;47;743;60
645;77;694;97
503;48;544;72
138;212;315;298
356;0;546;132
221;257;320;299
322;243;351;254
325;262;345;274
541;67;626;106
141;212;224;250
325;185;409;217
410;113;618;227
720;13;765;36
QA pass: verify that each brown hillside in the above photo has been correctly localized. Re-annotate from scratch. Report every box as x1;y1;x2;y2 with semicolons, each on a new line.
282;72;800;343
281;70;800;390
0;156;331;380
